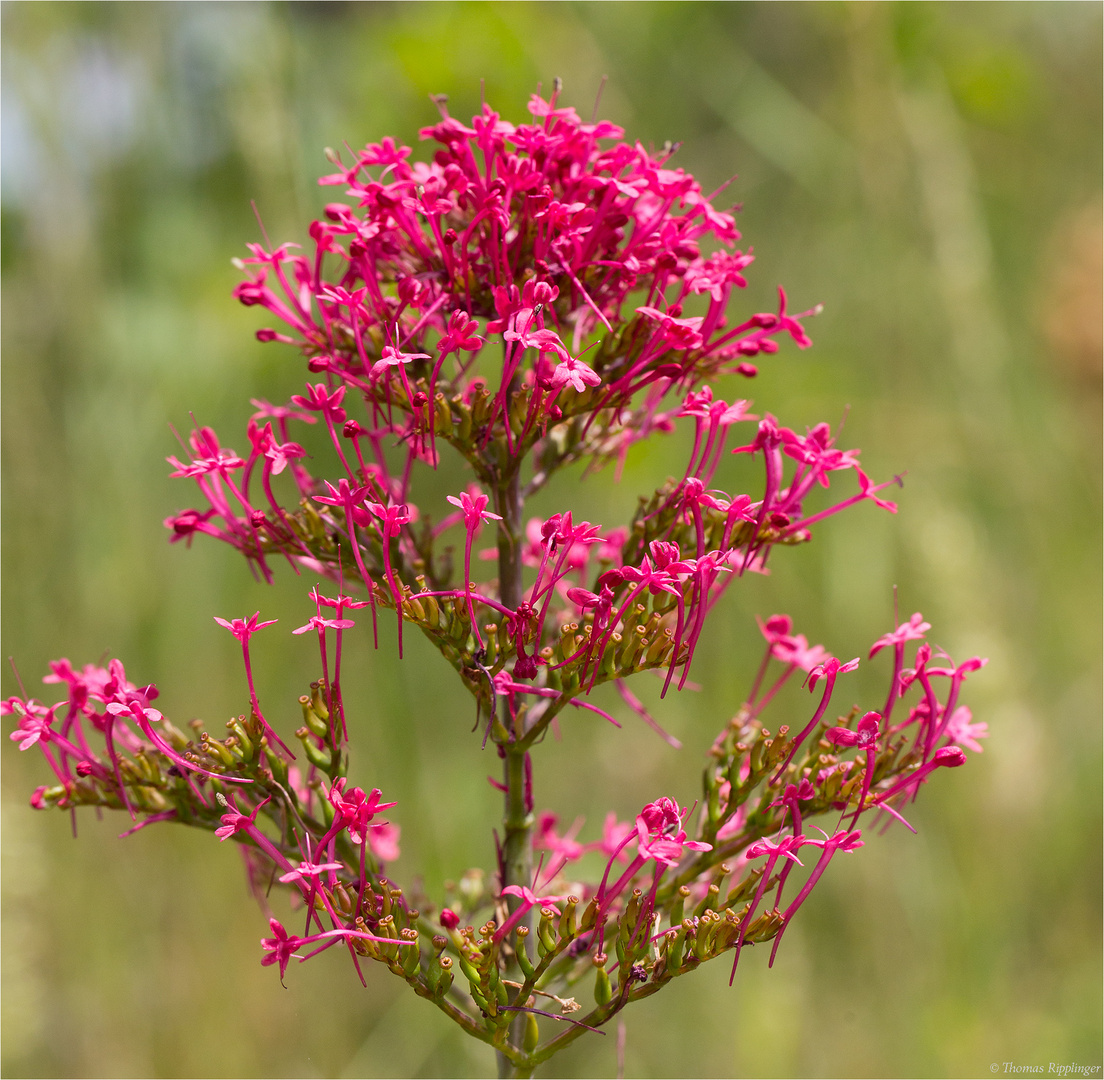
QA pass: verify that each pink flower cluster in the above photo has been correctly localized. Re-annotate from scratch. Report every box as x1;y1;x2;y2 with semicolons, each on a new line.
166;90;838;582
6;92;986;1072
519;610;985;976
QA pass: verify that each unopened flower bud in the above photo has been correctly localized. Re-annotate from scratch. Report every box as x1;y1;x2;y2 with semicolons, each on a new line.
400;929;421;976
593;953;612;1005
426;953;453;996
523;1012;540;1053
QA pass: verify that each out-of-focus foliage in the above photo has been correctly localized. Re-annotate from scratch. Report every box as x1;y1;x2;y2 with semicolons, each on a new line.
2;3;1099;1077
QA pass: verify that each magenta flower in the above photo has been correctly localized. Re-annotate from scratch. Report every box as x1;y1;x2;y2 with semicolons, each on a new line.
291;381;347;420
503;322;571;362
371;344;431;379
869;612;932;657
367;500;412;656
367;820;401;864
213;612;293;758
494;883;567;942
635;814;712;869
291;382;355;474
437;310;484;356
826;711;882;825
105;700;248;784
291;614;356;635
215;795;270;840
447;487;502;648
311;778;398;863
768;828;864;966
370;345;431;410
9;706;54;752
549;355;601;394
772;654;860;782
874;746;967;815
313;480;381;646
768;778;816;837
633;798;711;859
943;705;988;754
729;833;809;979
261;918;306;984
278;859;344;887
869;611;932;719
214;612;278;642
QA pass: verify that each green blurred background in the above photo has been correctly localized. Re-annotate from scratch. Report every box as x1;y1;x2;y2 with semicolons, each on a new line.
2;3;1100;1077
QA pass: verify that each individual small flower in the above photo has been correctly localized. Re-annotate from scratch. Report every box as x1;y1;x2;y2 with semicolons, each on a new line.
367;820;401;863
167;435;246;479
290;381;347;420
943;705;988;754
772;654;860;781
767;827;863;966
534;812;598;885
634;797;712;868
549;355;602;394
768;777;816;837
370;345;431;410
636;305;705;351
371;344;431;378
215;795;270;840
105;699;246;784
366;500;412;656
826;711;882;826
869;612;932;658
825;711;881;749
311;778;398;862
261;918;305;984
874;746;967;812
494;883;567;942
447;487;502;648
291;614;356;635
8;706;54;751
214;795;292;872
278;859;345;887
214;612;279;642
729;832;809;979
437;310;484;355
214;612;293;758
869;611;932;719
502;321;571;362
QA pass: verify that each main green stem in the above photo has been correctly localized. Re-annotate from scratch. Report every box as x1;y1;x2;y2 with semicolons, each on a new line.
493;462;534;1078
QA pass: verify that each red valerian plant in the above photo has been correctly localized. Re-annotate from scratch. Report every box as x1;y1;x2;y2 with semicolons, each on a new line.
6;88;986;1078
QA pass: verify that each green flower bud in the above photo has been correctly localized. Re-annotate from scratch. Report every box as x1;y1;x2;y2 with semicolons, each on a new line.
426;953;453;995
558;895;579;941
514;927;536;980
458;952;483;987
309;681;330;722
593;954;612;1006
400;930;421;976
523;1011;540;1054
295;728;332;769
299;695;329;738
